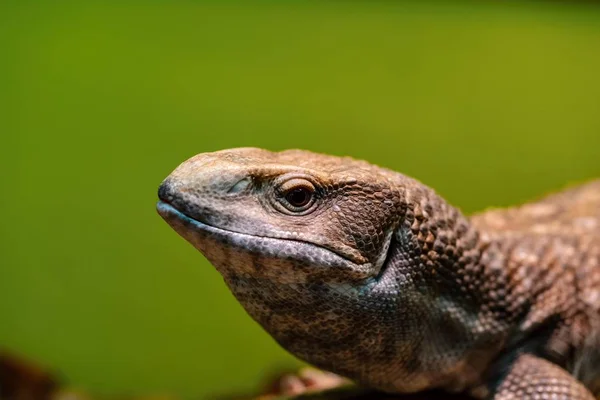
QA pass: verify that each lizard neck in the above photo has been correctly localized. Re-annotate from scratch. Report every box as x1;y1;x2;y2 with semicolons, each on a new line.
396;185;600;391
377;185;513;392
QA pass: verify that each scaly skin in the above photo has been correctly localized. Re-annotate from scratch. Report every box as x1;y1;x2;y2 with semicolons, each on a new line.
157;148;600;399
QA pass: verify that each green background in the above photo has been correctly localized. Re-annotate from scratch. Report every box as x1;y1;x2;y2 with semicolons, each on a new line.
1;1;599;398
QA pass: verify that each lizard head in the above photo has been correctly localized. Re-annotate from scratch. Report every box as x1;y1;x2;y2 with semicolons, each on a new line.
157;147;405;284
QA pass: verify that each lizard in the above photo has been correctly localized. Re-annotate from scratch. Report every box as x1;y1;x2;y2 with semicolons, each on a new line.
156;148;600;399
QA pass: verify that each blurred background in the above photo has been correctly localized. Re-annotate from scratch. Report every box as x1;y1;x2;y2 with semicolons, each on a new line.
1;0;599;399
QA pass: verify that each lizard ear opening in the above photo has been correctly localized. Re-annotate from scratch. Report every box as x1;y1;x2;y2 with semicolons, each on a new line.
371;229;397;280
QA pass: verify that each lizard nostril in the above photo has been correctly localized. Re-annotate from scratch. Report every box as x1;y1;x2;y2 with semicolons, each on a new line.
158;179;174;202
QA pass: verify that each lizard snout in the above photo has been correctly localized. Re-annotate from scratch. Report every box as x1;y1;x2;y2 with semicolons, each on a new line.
158;179;175;203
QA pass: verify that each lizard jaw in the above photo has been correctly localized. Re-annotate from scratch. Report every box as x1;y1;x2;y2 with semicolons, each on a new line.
156;201;374;282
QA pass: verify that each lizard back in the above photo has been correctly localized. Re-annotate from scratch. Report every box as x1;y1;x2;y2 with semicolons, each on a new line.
471;180;600;238
472;180;600;394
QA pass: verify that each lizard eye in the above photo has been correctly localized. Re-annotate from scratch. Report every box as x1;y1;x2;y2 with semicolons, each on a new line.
277;178;316;213
286;187;312;208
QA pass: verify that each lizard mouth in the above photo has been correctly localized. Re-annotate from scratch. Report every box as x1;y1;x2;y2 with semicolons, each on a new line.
156;201;373;279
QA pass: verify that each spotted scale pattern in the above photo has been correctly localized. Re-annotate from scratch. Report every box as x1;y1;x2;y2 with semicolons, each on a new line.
157;148;599;399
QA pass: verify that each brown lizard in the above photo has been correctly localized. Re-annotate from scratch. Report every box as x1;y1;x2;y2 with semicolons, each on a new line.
157;148;600;399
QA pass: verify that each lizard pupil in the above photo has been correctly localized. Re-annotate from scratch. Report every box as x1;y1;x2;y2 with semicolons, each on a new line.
285;187;312;208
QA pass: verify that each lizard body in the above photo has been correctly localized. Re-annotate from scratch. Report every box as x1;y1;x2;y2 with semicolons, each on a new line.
157;148;600;399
